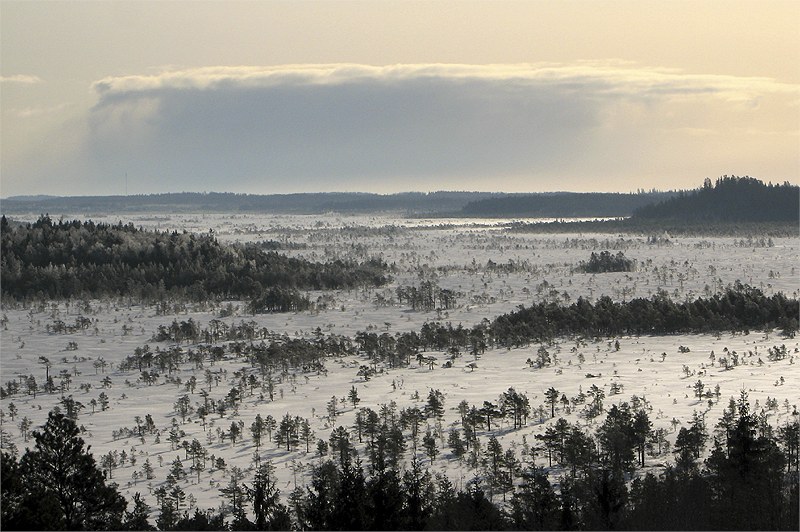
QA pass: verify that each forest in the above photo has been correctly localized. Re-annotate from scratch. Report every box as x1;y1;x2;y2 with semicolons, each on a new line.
0;216;389;302
1;201;797;531
1;391;797;530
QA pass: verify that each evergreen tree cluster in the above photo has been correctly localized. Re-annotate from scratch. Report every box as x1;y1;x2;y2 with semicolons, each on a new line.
0;216;389;301
508;217;798;237
491;282;798;347
247;287;312;314
577;251;635;273
395;281;461;311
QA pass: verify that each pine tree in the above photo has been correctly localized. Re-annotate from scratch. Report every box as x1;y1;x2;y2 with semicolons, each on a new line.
142;457;155;480
484;436;506;500
348;386;360;409
229;420;241;445
632;409;652;467
423;428;438;462
264;414;276;443
329;426;354;468
674;411;707;471
425;389;445;420
327;396;339;423
544;387;560;418
220;466;249;521
251;413;266;451
480;401;502;432
17;410;127;529
448;429;466;460
169;457;186;483
597;403;637;473
276;414;299;452
299;418;314;453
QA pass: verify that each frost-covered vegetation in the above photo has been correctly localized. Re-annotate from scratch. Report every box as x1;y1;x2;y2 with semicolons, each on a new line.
1;210;798;530
0;216;389;301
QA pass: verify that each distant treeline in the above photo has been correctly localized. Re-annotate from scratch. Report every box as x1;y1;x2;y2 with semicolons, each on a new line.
0;216;389;301
0;191;503;216
4;177;795;224
461;191;677;218
0;190;675;218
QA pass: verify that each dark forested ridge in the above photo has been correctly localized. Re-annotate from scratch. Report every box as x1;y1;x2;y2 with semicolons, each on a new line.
632;176;799;223
0;216;389;301
461;191;677;218
508;176;799;235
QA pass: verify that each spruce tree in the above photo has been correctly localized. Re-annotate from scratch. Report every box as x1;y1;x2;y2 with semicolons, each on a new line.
247;462;291;531
123;493;155;530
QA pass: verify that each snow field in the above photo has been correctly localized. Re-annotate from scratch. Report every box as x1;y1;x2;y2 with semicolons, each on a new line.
1;212;798;516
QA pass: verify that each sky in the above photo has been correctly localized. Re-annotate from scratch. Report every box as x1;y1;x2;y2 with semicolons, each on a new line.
1;1;798;197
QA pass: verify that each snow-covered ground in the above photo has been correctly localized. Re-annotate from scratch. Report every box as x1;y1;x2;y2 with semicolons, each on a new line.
1;212;798;515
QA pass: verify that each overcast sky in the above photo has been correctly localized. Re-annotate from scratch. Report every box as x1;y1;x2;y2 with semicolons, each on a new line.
1;1;798;197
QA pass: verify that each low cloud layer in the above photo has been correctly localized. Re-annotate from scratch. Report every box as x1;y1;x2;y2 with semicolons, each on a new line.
6;63;799;195
0;74;43;85
92;63;796;100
